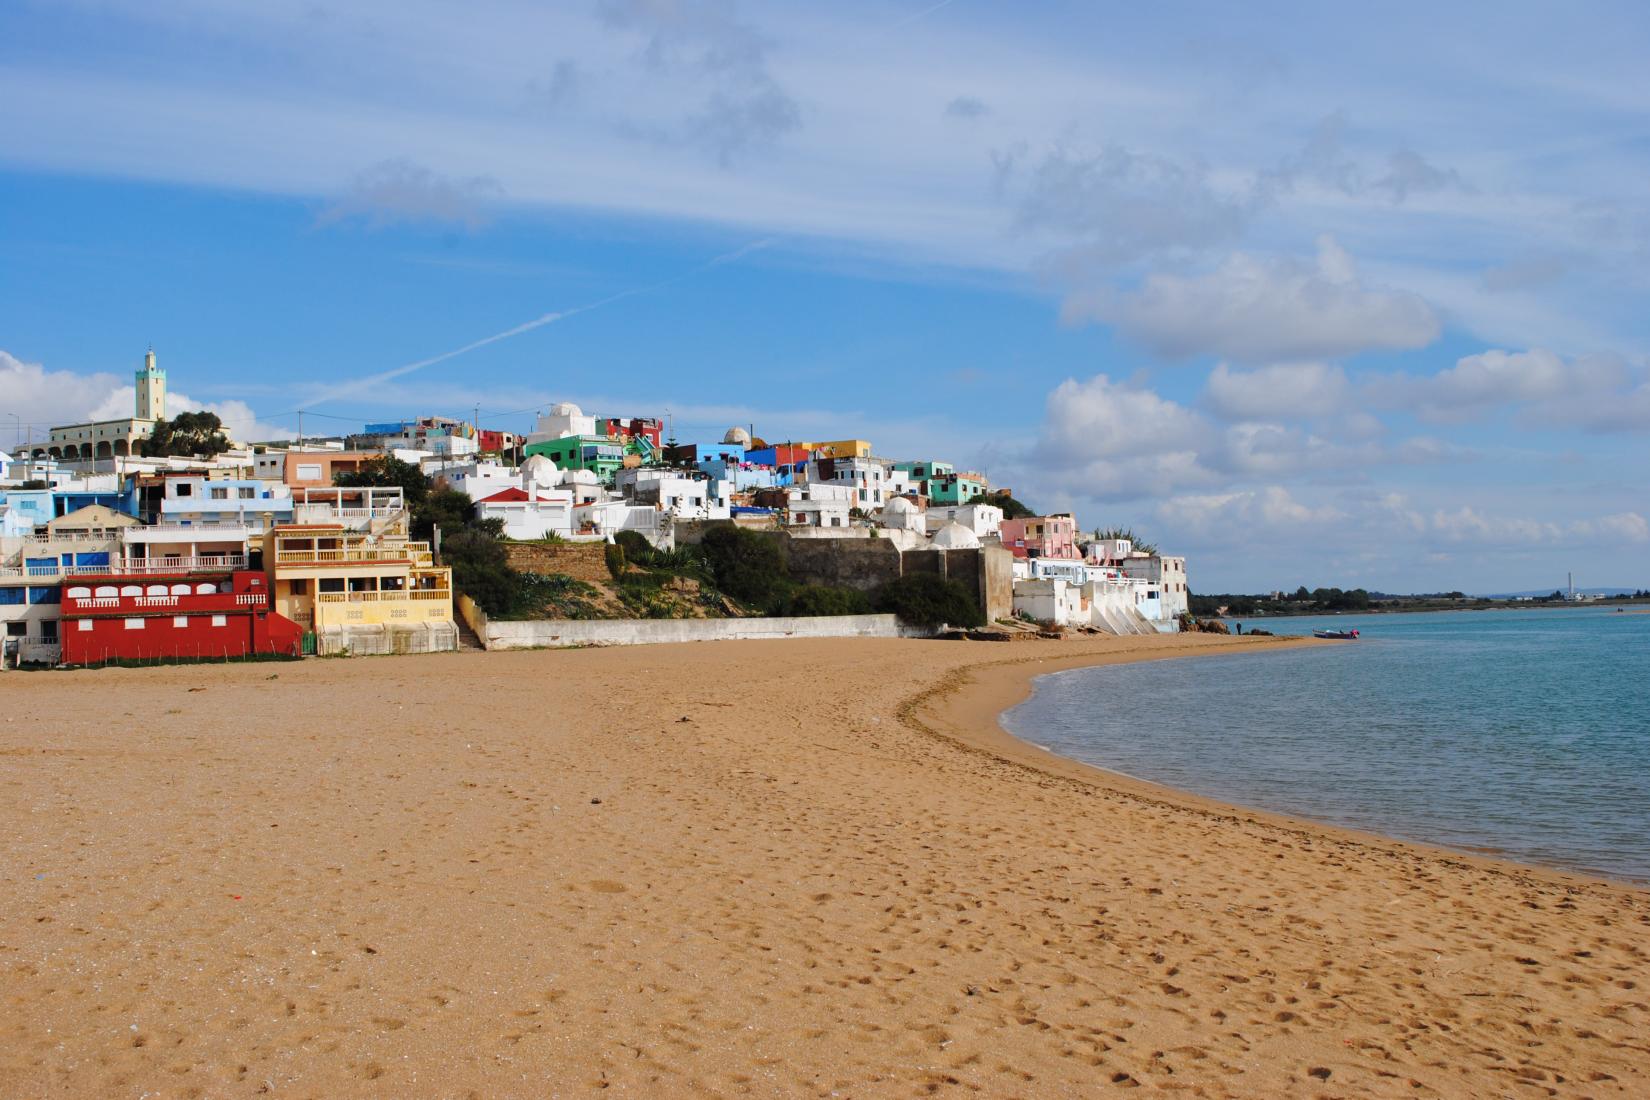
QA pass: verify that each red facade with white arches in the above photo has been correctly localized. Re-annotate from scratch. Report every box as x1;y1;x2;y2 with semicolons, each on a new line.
59;570;303;665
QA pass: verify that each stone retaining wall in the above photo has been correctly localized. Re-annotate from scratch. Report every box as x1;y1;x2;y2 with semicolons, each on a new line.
503;541;610;583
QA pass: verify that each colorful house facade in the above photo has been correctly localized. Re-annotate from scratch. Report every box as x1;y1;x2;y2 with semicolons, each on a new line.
999;514;1080;560
60;569;302;665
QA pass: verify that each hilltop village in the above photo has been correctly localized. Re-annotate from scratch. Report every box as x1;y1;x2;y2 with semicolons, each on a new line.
2;351;1187;666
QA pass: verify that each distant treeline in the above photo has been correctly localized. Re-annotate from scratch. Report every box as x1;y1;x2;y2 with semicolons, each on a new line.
1190;587;1372;616
1190;587;1650;616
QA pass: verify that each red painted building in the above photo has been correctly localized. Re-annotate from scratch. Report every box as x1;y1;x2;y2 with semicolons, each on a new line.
598;417;664;449
476;428;521;455
60;570;303;665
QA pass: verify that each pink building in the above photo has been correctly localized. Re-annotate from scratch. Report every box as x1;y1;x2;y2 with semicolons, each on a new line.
999;514;1080;560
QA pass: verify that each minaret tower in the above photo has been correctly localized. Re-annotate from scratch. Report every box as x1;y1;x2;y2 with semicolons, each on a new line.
136;347;167;421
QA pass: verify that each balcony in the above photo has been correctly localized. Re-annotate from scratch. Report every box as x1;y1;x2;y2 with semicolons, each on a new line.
274;543;429;566
0;555;249;580
65;592;267;615
315;587;451;604
125;522;260;540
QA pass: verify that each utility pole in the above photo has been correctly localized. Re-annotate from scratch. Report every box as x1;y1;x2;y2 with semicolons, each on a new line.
297;411;303;451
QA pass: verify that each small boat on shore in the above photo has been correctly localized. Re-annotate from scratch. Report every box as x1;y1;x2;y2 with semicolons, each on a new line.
1313;628;1360;640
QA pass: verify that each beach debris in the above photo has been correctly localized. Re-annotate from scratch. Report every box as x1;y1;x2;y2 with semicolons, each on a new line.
590;797;603;805
678;715;692;723
187;687;207;692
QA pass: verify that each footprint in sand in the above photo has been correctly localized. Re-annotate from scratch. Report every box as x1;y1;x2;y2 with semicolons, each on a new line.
589;880;628;894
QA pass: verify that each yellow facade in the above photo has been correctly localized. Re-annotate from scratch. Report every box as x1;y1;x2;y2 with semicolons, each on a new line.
265;524;452;632
812;439;873;459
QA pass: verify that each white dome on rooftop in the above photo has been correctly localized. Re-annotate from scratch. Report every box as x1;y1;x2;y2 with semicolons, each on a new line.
722;426;752;446
931;522;981;549
521;454;561;486
550;401;583;417
566;468;600;485
883;496;917;515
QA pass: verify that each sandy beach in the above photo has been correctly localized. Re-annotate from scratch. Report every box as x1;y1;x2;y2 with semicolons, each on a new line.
2;634;1646;1098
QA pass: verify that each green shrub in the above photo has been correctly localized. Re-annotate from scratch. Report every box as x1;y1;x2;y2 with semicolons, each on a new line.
700;524;790;608
614;530;654;563
873;573;984;629
604;541;627;580
778;585;872;617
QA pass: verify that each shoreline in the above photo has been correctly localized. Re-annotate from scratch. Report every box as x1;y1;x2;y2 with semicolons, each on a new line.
908;635;1648;894
4;634;1647;1096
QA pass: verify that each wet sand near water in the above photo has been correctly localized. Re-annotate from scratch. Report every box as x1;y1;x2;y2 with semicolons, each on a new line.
2;634;1647;1097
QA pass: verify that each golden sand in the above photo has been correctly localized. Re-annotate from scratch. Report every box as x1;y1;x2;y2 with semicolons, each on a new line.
2;634;1646;1097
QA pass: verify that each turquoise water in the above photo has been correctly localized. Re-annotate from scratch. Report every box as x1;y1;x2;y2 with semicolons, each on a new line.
1001;607;1650;883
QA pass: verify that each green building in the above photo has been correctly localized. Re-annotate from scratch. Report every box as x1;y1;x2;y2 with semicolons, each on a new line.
928;472;988;505
523;435;627;483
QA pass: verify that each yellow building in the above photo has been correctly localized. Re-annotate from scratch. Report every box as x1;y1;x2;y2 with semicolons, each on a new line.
265;520;455;654
811;439;874;459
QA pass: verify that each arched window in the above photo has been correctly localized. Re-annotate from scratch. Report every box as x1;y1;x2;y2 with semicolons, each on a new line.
146;584;168;596
67;587;91;598
170;584;191;595
94;585;118;597
196;583;215;594
120;585;142;597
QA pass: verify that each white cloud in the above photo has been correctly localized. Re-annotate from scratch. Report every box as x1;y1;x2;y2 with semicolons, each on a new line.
597;0;801;165
0;350;128;441
1064;237;1441;362
1014;143;1260;272
317;158;503;230
0;350;292;446
1023;372;1457;503
1366;347;1649;429
1425;505;1649;547
1156;486;1346;537
1203;361;1351;421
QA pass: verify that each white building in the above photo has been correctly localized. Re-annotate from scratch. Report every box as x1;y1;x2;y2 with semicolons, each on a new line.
615;468;731;521
435;459;525;502
926;502;1004;540
475;487;575;540
784;482;853;528
798;456;891;512
1118;554;1188;621
526;402;598;445
880;496;925;533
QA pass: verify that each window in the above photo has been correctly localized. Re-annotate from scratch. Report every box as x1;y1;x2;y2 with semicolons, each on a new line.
77;619;93;633
5;622;24;637
209;487;228;500
41;620;58;642
296;463;322;481
238;487;255;499
173;616;189;627
211;615;228;627
176;483;192;497
124;618;145;630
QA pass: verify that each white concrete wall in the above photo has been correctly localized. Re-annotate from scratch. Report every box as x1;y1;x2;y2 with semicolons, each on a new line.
477;612;926;649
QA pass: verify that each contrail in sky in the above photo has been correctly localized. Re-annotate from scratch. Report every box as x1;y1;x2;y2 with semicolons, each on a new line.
892;0;961;30
304;237;775;406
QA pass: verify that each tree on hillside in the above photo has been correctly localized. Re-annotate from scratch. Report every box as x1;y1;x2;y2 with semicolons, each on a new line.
334;455;429;508
993;493;1036;520
1091;527;1157;556
414;487;475;542
140;411;230;457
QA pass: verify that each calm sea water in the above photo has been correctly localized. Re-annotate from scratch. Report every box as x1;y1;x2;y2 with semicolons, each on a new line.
1002;607;1650;883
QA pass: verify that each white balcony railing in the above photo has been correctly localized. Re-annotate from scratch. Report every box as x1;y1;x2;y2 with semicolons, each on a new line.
124;522;258;539
0;555;249;580
315;588;450;604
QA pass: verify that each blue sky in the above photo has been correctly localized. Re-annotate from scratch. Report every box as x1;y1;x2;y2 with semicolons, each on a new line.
3;0;1648;592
